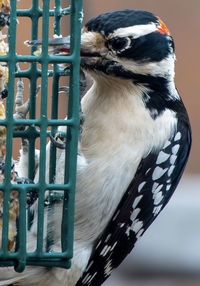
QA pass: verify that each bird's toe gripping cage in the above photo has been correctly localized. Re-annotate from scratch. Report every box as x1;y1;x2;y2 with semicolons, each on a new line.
0;0;82;272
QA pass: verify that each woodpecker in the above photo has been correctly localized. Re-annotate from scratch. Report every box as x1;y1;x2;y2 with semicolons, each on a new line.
0;9;191;286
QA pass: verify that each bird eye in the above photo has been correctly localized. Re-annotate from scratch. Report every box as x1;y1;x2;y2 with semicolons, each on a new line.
109;37;129;52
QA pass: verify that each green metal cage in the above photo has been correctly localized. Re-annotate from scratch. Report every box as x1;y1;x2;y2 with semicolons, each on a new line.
0;0;82;272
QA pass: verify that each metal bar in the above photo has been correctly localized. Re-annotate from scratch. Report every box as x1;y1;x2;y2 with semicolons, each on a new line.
36;0;50;256
28;0;40;182
15;69;70;79
0;54;75;63
14;188;27;272
0;184;70;191
46;0;62;252
17;9;70;18
61;0;83;260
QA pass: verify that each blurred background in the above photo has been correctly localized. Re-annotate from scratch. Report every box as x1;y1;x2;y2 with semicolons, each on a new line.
16;0;200;285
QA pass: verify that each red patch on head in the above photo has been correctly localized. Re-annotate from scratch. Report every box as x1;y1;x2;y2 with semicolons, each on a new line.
157;18;170;35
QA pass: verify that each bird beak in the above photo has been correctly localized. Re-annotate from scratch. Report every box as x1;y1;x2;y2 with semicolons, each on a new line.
25;36;71;54
25;35;100;58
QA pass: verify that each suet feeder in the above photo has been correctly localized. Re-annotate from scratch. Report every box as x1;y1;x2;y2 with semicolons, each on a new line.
0;0;82;273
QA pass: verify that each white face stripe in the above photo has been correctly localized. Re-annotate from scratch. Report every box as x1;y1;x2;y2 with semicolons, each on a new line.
109;23;158;39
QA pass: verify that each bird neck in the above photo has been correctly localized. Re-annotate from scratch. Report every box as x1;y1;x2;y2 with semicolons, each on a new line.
85;71;180;118
80;77;178;160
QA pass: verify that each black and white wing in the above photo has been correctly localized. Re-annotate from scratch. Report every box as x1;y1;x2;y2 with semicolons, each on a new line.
76;118;191;286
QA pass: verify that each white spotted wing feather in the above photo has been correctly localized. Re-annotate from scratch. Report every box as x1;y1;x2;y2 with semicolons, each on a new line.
76;119;191;286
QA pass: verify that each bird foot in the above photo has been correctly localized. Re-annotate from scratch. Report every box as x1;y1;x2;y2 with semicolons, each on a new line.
49;132;66;149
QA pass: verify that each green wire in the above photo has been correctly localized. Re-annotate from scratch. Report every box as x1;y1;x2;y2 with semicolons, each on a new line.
0;0;82;272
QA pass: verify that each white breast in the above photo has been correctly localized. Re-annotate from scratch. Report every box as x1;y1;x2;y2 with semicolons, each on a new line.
73;77;177;244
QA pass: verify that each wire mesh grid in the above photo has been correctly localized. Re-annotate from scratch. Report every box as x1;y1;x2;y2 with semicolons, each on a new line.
0;0;82;272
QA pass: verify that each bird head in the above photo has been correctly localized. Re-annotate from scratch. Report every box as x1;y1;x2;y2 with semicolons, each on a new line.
26;10;179;117
80;10;175;82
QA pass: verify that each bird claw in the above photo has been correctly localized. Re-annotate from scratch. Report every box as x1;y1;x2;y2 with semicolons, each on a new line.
13;76;41;129
49;133;66;149
13;73;27;118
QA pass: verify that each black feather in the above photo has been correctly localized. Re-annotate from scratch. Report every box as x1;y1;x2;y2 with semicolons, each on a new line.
86;10;158;36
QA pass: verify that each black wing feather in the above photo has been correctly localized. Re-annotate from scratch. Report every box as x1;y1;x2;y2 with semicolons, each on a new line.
76;118;191;286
